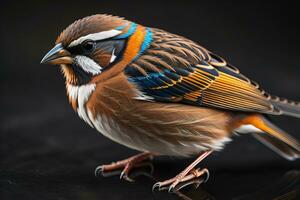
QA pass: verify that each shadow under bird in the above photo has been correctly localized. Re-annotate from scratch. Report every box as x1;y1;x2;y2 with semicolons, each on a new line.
41;14;300;192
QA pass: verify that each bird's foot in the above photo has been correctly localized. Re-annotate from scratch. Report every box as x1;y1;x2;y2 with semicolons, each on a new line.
153;168;209;192
95;152;153;182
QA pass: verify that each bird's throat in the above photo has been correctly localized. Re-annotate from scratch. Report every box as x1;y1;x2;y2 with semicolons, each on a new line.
61;64;93;86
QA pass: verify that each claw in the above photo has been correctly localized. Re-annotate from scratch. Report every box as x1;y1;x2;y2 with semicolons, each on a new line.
123;175;135;182
176;177;203;191
120;170;135;182
119;169;125;178
153;151;212;192
168;179;180;192
152;182;161;191
153;168;210;192
168;184;175;193
94;165;104;177
202;168;210;182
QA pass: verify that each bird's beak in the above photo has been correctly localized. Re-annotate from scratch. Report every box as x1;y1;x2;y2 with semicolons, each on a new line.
41;43;73;65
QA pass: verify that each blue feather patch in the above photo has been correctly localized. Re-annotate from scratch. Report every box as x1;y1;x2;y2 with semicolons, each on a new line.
115;23;137;39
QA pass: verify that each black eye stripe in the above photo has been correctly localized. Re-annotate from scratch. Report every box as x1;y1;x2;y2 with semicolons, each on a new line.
68;38;126;52
70;63;93;85
66;39;127;86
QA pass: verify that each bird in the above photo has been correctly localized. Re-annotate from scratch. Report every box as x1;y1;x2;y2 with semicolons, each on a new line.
41;14;300;192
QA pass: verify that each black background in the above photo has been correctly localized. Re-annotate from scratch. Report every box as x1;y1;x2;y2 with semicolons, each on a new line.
1;1;300;199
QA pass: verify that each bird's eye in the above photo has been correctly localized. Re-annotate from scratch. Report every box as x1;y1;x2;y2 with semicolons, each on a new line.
82;40;95;52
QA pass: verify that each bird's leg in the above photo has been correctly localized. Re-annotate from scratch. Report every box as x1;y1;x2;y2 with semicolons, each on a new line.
95;152;153;181
153;150;212;192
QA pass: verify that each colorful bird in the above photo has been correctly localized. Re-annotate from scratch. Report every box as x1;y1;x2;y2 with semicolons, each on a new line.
41;14;300;192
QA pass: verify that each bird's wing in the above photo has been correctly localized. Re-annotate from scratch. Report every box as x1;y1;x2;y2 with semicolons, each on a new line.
125;28;280;115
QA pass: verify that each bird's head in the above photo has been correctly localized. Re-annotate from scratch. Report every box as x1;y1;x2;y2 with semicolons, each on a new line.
41;14;151;85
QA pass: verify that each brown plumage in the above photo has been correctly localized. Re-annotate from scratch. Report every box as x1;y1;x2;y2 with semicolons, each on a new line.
41;14;300;191
86;73;232;156
56;15;127;46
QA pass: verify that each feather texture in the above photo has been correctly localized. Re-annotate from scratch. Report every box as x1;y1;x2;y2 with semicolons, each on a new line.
52;14;300;160
125;28;293;116
86;73;233;156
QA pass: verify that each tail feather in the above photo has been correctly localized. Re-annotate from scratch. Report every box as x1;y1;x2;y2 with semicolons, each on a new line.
271;96;300;119
239;115;300;160
253;133;300;161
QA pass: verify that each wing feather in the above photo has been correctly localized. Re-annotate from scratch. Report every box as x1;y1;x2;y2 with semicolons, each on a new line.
125;28;281;115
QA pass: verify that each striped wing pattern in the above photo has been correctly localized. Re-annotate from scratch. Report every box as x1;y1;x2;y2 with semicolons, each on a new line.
125;28;280;115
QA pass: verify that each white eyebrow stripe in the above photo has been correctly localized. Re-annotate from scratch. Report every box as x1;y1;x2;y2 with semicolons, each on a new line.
69;29;122;47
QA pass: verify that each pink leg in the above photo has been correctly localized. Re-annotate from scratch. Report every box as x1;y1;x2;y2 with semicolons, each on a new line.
153;150;212;192
95;152;153;181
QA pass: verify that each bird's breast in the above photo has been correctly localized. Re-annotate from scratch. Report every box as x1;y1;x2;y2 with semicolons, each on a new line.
66;83;96;127
65;74;234;157
65;78;152;152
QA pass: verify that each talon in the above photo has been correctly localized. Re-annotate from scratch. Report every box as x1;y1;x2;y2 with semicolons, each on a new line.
94;165;104;177
124;175;135;182
95;152;153;179
153;167;210;192
202;168;210;182
168;178;180;192
168;184;175;193
119;170;126;179
154;152;212;191
122;174;135;182
120;170;135;182
152;182;161;191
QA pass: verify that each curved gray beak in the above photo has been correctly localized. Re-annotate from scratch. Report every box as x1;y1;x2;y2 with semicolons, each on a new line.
41;43;73;65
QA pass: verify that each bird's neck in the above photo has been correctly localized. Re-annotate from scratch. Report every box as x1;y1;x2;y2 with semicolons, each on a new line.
65;83;96;111
90;25;152;84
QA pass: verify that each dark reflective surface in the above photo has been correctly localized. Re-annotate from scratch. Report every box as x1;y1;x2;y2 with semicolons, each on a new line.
1;155;300;200
1;0;300;199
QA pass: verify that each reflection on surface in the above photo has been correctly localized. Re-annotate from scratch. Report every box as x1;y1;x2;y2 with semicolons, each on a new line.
171;170;300;200
98;160;300;200
233;170;300;200
101;161;154;179
2;156;300;200
172;178;214;200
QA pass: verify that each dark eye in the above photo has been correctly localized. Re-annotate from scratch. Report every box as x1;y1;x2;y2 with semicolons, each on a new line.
82;40;95;52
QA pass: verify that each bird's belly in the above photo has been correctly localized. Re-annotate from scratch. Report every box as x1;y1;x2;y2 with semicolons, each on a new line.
66;83;146;152
88;113;147;152
68;83;232;156
87;112;231;157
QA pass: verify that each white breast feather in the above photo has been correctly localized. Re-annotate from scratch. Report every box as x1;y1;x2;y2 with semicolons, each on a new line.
66;84;96;127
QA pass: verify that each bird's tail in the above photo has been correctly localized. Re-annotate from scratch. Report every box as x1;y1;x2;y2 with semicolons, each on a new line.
237;115;300;160
271;95;300;118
